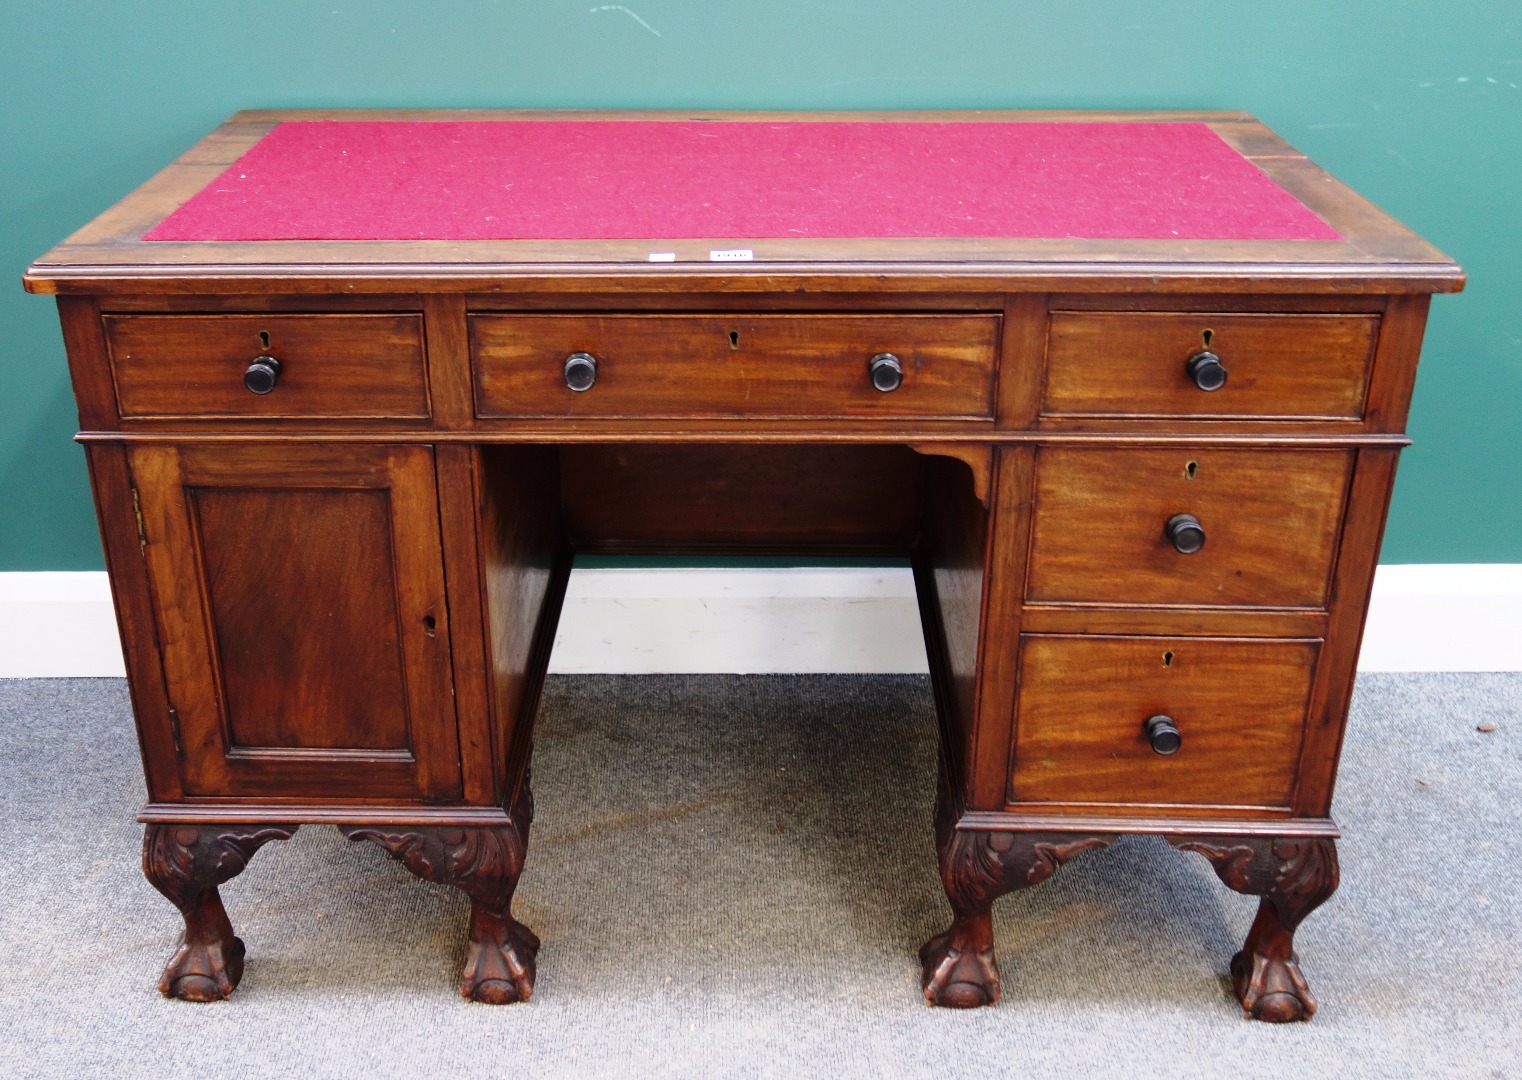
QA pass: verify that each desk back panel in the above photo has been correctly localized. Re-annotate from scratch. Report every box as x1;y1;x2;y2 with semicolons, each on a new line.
559;444;926;554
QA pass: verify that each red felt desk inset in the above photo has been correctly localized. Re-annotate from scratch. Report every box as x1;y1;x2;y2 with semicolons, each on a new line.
145;120;1339;243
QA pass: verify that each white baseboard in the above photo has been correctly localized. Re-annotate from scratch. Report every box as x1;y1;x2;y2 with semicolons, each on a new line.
550;567;928;674
0;573;131;678
2;565;1519;678
1358;564;1522;672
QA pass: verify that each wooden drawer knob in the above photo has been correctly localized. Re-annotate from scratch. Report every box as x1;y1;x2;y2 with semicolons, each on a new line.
1165;512;1206;554
1144;714;1182;755
869;352;902;392
1186;349;1227;391
563;351;598;392
243;355;282;395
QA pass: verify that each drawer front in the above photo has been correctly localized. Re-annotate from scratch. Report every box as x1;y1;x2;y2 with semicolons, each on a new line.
1026;447;1351;608
1043;311;1378;419
104;313;430;420
1010;635;1319;811
470;314;999;419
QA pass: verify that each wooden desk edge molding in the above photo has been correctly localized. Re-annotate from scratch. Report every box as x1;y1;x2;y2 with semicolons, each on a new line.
26;110;1462;1021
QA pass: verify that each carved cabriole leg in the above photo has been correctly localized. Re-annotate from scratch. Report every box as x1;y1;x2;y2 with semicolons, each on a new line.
142;823;299;1001
920;794;1113;1007
1167;835;1340;1022
340;777;538;1004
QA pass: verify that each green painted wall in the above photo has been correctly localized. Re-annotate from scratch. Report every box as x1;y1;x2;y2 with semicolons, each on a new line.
4;2;1518;569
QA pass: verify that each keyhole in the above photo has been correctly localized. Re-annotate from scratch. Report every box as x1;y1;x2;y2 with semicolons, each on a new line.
1184;460;1198;480
423;614;437;637
1162;651;1175;668
258;331;270;350
1201;328;1214;348
728;330;740;350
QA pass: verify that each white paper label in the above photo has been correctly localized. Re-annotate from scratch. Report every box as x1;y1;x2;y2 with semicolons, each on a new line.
709;249;754;261
647;252;677;262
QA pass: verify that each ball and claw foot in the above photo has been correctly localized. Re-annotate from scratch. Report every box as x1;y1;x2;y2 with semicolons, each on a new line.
341;813;537;1005
920;810;1114;1010
1168;835;1337;1023
157;920;246;1002
1232;948;1318;1022
461;914;540;1004
157;924;243;1003
142;823;299;1002
919;928;1001;1008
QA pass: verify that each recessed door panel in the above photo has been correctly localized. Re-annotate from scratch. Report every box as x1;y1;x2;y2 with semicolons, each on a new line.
193;486;412;753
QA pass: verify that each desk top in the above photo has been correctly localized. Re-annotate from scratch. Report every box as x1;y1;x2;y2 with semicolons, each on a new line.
25;110;1462;296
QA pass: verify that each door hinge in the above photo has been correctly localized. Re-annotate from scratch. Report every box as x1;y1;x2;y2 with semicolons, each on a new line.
131;488;148;552
167;706;183;757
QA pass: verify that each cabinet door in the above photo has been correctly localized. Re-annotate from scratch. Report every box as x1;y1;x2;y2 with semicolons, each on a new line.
130;444;461;802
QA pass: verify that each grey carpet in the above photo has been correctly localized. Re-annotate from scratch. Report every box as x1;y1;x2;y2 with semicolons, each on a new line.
0;674;1517;1079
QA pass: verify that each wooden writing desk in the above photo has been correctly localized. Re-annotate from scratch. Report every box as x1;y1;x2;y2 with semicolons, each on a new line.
24;110;1462;1020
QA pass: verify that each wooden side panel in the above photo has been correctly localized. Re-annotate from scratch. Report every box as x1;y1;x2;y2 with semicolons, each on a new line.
965;446;1038;809
1010;635;1320;812
57;296;119;430
1296;447;1404;816
560;444;922;553
1362;294;1433;434
1027;446;1353;608
104;313;429;420
434;443;496;804
477;445;568;799
1043;311;1377;420
470;314;998;419
130;443;461;802
84;443;181;800
914;452;991;793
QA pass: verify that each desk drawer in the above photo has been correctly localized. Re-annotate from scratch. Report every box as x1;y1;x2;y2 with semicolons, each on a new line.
104;313;430;420
1009;635;1318;811
1043;311;1378;420
1026;446;1351;608
470;314;998;419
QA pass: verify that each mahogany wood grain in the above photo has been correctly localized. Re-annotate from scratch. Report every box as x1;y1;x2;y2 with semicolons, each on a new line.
129;443;461;801
477;444;568;800
27;110;1462;1015
1009;635;1320;811
1362;294;1433;435
434;443;495;805
422;294;474;429
1048;293;1386;314
470;313;999;420
559;443;922;552
74;426;1413;446
965;447;1038;811
104;313;429;420
1026;446;1352;608
1017;604;1327;638
194;486;412;751
57;296;119;430
1042;311;1378;420
913;453;991;793
1295;447;1404;818
909;444;992;506
85;442;181;801
994;293;1050;429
